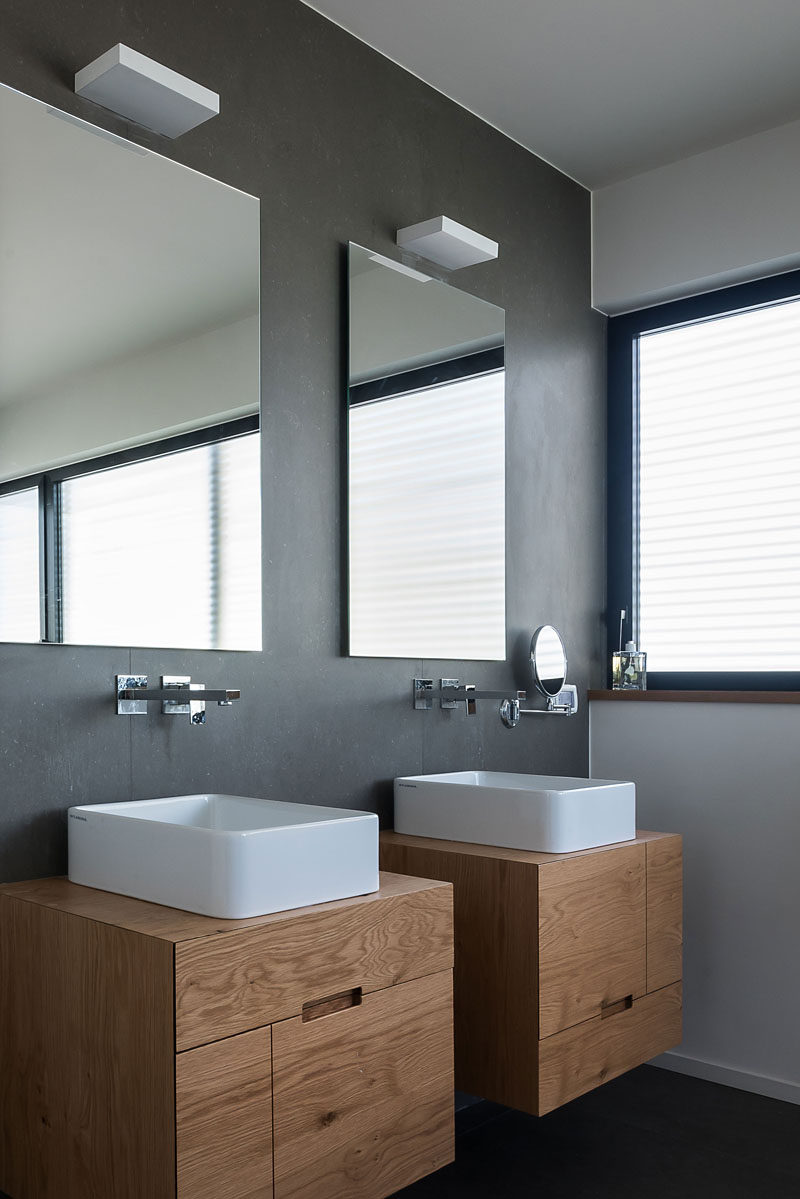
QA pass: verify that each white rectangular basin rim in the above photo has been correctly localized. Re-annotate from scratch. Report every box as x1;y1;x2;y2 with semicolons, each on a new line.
69;804;372;836
68;795;380;919
397;772;631;792
393;771;636;855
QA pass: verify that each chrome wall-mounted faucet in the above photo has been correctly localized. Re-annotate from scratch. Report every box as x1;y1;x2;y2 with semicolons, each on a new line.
413;679;525;726
412;628;580;729
116;675;241;724
413;673;579;729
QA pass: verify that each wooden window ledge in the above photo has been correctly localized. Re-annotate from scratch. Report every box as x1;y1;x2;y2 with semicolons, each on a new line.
588;690;800;705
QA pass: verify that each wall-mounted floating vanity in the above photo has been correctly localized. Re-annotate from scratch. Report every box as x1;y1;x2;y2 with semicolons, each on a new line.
0;872;454;1199
381;829;682;1114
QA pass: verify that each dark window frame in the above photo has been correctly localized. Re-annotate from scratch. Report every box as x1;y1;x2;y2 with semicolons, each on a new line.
0;415;258;644
607;268;800;691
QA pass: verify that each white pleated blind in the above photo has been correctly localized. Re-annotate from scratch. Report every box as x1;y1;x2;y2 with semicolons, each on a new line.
638;298;800;672
61;432;261;650
216;434;262;651
0;487;40;642
348;371;505;659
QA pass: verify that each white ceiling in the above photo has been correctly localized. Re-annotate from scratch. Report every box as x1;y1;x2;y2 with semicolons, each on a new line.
303;0;800;188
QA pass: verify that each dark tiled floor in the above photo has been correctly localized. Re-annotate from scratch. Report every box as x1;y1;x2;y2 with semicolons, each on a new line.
392;1066;800;1199
2;1065;797;1198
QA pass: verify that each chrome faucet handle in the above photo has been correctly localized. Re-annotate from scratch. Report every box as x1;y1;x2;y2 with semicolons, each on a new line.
163;676;207;725
162;675;193;718
117;674;148;715
189;682;207;726
438;680;477;715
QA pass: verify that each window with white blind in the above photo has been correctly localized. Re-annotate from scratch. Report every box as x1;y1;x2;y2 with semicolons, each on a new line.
0;487;40;642
0;423;261;650
348;369;505;660
608;272;800;687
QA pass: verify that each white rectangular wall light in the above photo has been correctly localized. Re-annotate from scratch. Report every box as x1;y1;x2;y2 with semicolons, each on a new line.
75;44;219;138
396;215;498;270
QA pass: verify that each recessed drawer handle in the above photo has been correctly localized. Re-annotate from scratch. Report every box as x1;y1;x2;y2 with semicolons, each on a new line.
302;986;363;1022
600;994;633;1019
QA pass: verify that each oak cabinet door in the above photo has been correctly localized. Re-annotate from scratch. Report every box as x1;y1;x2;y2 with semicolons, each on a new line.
176;1027;272;1199
272;971;454;1199
646;835;683;992
538;844;647;1037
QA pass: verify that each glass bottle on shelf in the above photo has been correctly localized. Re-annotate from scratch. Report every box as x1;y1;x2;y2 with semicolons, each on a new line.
612;640;647;690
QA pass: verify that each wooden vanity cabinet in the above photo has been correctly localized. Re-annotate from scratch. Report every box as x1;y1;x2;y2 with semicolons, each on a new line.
380;830;682;1116
0;872;454;1199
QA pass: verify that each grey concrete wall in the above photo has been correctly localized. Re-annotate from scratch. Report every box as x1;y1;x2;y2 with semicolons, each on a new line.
0;0;606;883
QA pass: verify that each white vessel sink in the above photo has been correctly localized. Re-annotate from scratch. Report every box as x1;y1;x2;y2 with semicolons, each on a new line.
68;794;379;919
394;771;635;853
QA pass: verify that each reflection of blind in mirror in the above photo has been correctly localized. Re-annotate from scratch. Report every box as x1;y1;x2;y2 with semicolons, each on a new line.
61;434;261;650
535;631;565;690
216;434;262;651
639;298;800;671
0;488;40;642
349;372;505;659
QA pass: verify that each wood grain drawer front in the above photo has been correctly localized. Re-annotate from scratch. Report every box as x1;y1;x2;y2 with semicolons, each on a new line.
538;844;647;1038
647;836;683;992
176;1027;272;1199
538;981;682;1114
272;970;455;1199
175;882;453;1051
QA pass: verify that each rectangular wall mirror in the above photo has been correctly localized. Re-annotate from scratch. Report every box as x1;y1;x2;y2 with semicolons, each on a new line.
0;83;261;651
347;243;505;660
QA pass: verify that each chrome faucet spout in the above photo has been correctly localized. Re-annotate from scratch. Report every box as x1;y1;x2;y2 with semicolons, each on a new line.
117;686;241;703
116;674;241;722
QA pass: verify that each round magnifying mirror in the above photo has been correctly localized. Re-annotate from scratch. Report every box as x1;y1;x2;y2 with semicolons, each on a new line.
530;625;567;698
